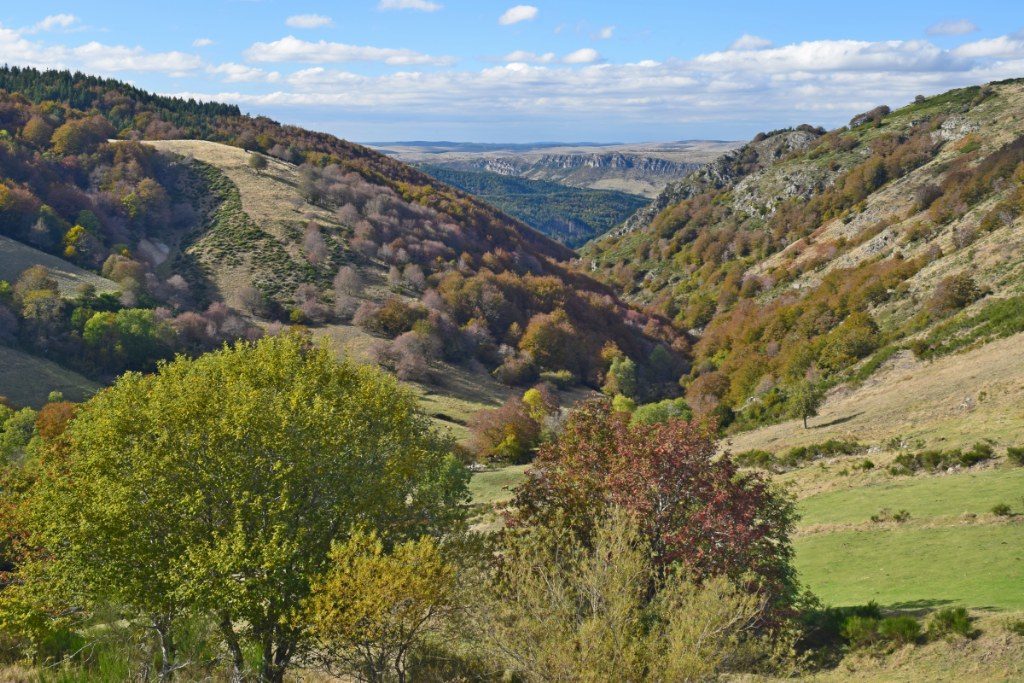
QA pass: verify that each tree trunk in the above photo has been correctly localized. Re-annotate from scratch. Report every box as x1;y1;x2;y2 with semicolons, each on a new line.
803;413;808;429
219;614;246;683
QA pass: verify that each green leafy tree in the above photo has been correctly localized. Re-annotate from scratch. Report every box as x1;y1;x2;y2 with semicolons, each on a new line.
306;531;461;683
789;379;825;429
25;334;469;682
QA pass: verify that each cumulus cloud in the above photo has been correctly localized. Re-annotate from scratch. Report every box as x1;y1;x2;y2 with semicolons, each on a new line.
953;35;1024;59
927;19;978;36
0;22;202;76
597;26;615;40
378;0;443;11
563;48;600;64
193;38;215;47
208;62;280;83
499;5;538;26
730;34;772;50
172;30;1024;140
244;36;454;66
503;50;555;64
285;14;333;29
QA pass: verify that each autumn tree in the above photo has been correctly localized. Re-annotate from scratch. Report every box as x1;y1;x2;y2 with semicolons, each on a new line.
24;334;469;682
247;151;268;173
306;532;461;682
509;400;797;615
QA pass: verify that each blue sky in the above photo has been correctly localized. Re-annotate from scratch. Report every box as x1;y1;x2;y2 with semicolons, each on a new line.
1;1;1023;142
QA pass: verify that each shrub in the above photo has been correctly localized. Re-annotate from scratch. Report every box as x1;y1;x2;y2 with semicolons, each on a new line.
991;503;1012;516
928;607;976;640
841;616;880;648
1008;620;1024;637
871;508;911;523
928;273;983;316
733;449;774;469
877;616;921;646
1006;446;1024;466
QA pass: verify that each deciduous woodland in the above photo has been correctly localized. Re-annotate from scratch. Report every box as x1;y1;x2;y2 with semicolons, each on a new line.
2;67;1024;681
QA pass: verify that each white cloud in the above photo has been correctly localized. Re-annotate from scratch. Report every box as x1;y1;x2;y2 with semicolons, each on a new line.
499;5;538;26
244;36;454;66
172;30;1024;140
503;50;555;64
597;26;615;40
953;35;1024;59
0;21;203;76
285;14;333;29
564;48;600;64
730;34;772;50
927;19;978;36
378;0;442;11
193;38;214;47
32;14;77;32
208;62;279;83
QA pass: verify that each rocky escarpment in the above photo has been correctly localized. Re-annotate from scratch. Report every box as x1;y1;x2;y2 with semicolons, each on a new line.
612;128;824;236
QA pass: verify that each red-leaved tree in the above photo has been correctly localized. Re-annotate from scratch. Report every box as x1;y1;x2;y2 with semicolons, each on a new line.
508;400;797;615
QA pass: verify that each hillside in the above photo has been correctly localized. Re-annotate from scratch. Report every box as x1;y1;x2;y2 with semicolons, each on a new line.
583;79;1024;431
417;165;647;247
0;67;685;426
375;140;740;197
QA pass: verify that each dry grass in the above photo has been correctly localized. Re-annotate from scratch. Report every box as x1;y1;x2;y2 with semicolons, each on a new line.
726;332;1024;457
0;235;118;297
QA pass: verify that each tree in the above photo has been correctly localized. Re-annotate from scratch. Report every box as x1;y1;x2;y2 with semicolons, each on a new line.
480;509;772;682
509;400;797;616
25;334;469;682
248;152;268;174
789;379;824;429
306;531;460;683
602;355;638;398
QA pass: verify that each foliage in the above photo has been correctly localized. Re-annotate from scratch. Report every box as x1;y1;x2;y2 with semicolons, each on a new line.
305;531;460;683
927;607;977;640
789;379;825;429
1008;446;1024;466
910;294;1024;360
630;397;692;425
888;442;995;474
19;334;468;681
509;400;798;615
991;503;1013;516
479;509;775;682
420;165;647;247
468;384;559;463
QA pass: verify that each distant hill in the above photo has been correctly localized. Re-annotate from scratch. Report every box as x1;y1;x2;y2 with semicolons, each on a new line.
374;140;740;197
418;165;647;247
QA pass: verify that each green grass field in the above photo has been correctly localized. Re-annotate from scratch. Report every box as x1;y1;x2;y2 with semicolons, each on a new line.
798;467;1024;525
793;465;1024;611
0;345;101;408
795;523;1024;610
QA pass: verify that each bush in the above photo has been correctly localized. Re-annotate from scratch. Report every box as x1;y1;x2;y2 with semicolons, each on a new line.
991;503;1012;516
877;616;921;646
1007;446;1024;466
734;449;774;469
928;607;976;640
841;616;881;648
870;508;911;523
889;442;996;475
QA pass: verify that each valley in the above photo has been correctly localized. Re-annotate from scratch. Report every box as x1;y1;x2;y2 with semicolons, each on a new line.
2;65;1024;681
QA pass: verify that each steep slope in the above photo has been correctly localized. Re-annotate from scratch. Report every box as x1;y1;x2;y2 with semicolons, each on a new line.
584;79;1024;430
0;67;686;419
0;235;118;297
417;165;647;246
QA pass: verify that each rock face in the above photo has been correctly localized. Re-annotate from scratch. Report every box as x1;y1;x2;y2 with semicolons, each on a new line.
613;129;824;236
372;140;741;197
